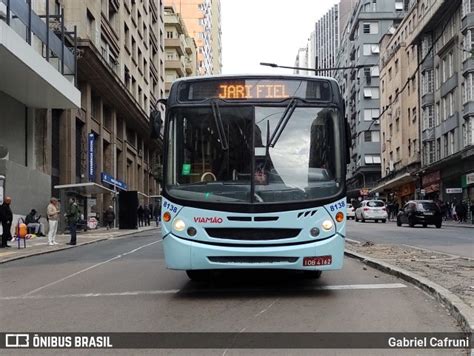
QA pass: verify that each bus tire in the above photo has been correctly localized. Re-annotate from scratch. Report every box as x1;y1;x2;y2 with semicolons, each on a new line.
186;270;209;282
304;271;322;279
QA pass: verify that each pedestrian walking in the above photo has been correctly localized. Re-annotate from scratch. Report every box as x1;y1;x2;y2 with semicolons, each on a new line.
0;196;13;248
65;197;80;245
47;197;60;245
144;205;151;226
104;206;115;230
137;205;144;227
154;204;161;226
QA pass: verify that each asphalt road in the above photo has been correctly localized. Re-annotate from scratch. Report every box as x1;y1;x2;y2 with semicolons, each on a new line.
346;220;474;258
0;230;465;355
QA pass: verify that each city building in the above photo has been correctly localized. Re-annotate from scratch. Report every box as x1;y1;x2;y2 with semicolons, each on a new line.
406;0;473;202
164;5;198;96
0;0;80;219
294;47;309;75
336;0;408;200
164;0;222;75
48;0;166;223
314;3;340;76
210;0;222;74
373;1;420;205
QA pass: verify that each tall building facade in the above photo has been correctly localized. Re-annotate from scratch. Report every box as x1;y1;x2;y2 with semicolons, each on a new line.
374;0;420;204
164;0;221;75
164;5;198;96
0;0;80;219
294;47;309;75
315;3;340;76
46;0;166;223
409;0;473;202
336;0;408;199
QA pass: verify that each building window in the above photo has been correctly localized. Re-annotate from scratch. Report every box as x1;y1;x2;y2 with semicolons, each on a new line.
465;73;474;102
435;102;440;126
363;87;379;99
448;52;454;78
365;155;381;164
412;107;417;123
166;31;174;39
463;0;474;17
396;118;400;132
364;108;380;121
448;92;454;117
449;130;455;154
436;138;441;160
363;44;380;55
363;22;379;34
443;133;448;157
364;131;380;142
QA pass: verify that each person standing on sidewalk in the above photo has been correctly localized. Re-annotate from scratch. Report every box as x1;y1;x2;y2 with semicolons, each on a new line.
47;198;60;246
66;197;80;245
104;206;115;230
0;196;13;248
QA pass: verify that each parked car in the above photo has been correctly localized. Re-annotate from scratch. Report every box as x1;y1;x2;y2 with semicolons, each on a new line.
355;200;388;223
347;203;355;220
397;200;442;228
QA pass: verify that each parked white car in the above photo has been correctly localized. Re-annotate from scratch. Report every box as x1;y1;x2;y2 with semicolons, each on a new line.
355;200;388;223
347;203;355;219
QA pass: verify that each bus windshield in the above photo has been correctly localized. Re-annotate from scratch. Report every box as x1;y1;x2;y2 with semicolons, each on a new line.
166;105;342;204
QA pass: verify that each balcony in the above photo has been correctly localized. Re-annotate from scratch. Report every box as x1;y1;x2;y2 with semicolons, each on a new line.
166;59;185;77
463;57;474;74
422;127;435;141
0;0;80;108
165;38;185;56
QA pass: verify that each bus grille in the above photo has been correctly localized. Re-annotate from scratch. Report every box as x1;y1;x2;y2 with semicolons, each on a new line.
205;228;301;240
208;256;298;264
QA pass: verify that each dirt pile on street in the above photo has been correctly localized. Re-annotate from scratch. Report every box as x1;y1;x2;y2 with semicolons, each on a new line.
347;241;474;308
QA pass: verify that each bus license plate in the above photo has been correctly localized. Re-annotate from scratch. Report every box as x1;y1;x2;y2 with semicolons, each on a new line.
303;256;332;266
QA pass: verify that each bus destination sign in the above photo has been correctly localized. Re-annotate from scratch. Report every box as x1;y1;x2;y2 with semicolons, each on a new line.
178;79;331;102
218;83;289;99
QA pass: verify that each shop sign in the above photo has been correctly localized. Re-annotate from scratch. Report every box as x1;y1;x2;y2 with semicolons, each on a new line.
422;171;440;187
88;133;95;182
101;172;128;191
462;173;474;187
446;188;462;194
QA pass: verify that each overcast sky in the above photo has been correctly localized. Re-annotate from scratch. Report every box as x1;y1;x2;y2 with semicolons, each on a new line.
221;0;340;75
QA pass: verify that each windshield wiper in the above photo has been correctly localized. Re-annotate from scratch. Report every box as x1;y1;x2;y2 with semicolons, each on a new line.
267;97;298;148
211;101;229;150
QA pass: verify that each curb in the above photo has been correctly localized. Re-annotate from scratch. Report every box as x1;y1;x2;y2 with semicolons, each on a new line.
0;227;159;265
345;249;474;334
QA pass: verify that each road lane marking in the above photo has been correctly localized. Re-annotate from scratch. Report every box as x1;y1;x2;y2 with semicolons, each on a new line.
2;283;406;301
21;240;161;297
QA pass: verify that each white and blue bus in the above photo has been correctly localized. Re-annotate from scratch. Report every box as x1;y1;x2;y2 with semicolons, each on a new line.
156;75;349;281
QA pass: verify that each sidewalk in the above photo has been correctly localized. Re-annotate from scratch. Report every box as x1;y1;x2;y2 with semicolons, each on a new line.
386;218;474;228
0;225;160;264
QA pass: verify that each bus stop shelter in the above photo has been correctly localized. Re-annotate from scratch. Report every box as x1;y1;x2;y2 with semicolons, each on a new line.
54;182;118;231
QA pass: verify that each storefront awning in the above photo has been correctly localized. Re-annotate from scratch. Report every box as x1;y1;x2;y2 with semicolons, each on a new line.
54;182;117;195
370;173;414;194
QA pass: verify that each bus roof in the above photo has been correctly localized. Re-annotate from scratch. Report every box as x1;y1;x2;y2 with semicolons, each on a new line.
171;74;339;85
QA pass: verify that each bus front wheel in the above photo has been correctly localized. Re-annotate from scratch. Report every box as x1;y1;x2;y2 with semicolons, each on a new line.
186;270;209;282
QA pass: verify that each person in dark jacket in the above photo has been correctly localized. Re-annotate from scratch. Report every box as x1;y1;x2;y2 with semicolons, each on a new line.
137;205;144;227
104;206;115;230
0;197;13;248
66;197;80;245
143;206;151;226
25;209;44;235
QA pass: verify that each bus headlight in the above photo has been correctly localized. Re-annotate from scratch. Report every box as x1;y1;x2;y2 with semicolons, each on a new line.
321;220;333;231
173;218;186;232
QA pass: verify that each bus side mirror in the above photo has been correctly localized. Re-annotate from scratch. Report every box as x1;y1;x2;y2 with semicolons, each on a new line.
150;110;162;139
345;121;351;164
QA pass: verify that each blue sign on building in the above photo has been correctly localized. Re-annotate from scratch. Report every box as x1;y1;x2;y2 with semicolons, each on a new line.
88;133;95;182
101;172;128;191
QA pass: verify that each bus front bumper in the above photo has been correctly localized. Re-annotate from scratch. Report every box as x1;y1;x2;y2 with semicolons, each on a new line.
162;234;344;271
